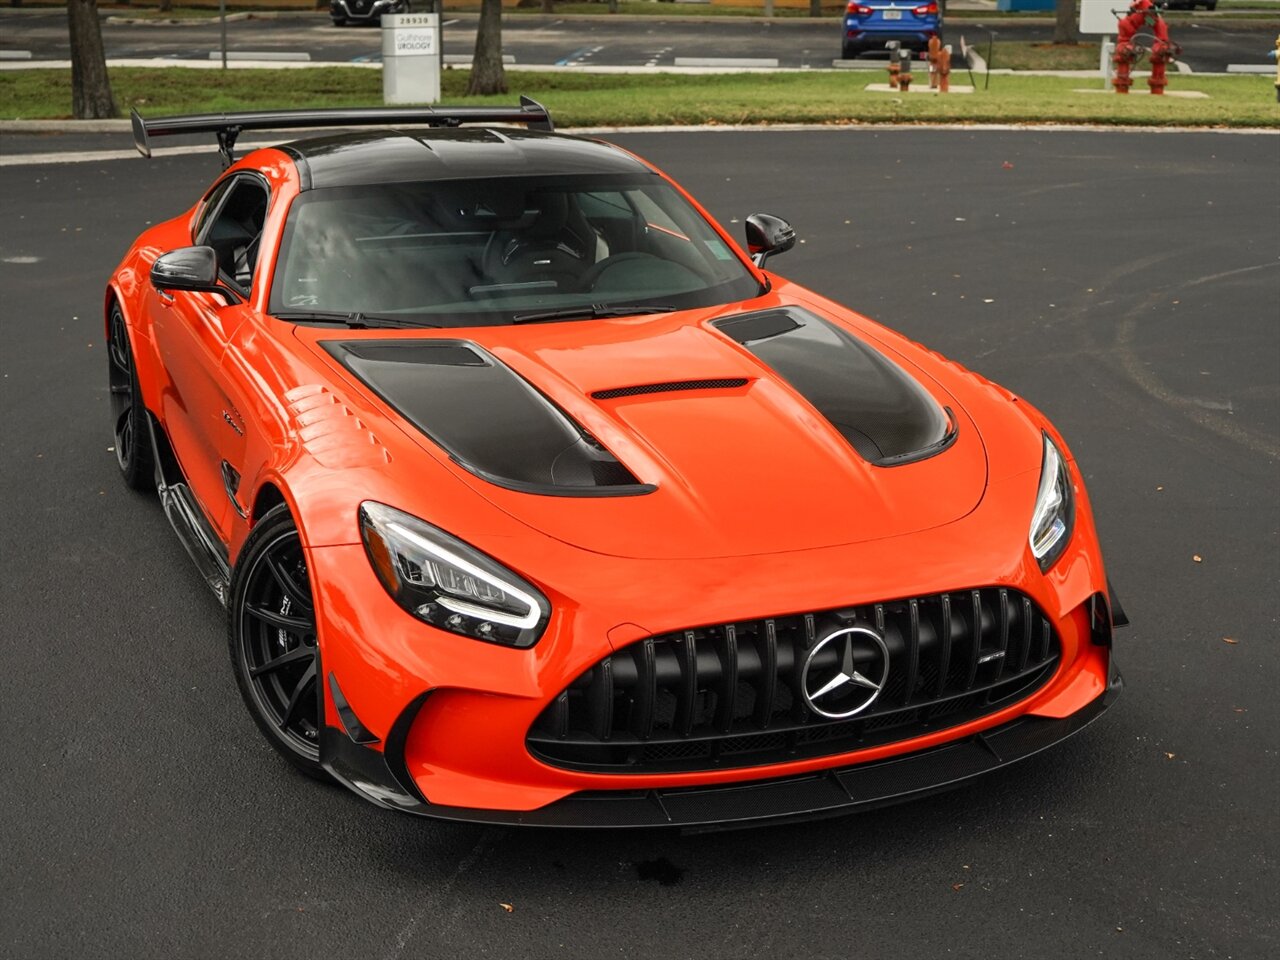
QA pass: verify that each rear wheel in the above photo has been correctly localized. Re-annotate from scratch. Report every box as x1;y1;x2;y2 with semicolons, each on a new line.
107;302;153;491
228;504;332;781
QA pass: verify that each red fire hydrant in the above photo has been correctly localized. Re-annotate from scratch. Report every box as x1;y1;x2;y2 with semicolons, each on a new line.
1113;0;1180;95
928;36;942;90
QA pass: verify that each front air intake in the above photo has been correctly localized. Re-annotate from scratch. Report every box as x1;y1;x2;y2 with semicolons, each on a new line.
528;588;1060;773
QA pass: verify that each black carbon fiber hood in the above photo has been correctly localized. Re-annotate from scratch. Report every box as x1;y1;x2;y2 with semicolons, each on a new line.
322;339;651;497
712;308;956;466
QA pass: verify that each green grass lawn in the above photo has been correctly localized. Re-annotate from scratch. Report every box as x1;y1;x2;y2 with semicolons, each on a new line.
980;41;1101;71
3;67;1276;127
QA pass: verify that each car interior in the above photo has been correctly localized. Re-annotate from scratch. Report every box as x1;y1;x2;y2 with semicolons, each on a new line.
271;179;743;321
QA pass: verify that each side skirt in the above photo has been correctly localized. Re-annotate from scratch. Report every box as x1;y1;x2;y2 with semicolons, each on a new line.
147;414;231;605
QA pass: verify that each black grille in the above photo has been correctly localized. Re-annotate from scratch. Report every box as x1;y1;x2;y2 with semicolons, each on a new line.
528;588;1061;773
591;379;749;400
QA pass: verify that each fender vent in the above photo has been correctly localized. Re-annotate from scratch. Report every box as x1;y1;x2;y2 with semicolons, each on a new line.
592;378;749;401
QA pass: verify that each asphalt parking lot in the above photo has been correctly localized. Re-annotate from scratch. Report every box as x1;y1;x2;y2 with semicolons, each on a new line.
1;126;1277;959
1;9;1275;71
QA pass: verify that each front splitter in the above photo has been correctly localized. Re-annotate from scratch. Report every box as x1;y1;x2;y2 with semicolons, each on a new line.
322;660;1122;831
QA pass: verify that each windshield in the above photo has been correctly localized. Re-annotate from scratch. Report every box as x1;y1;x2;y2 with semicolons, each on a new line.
268;173;761;327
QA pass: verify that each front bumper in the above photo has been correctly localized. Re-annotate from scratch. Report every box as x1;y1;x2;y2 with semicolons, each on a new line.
323;657;1121;830
844;25;940;52
307;433;1117;826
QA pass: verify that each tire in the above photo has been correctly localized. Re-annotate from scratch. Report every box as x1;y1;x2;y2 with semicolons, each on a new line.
331;17;347;25
107;302;154;491
228;504;332;782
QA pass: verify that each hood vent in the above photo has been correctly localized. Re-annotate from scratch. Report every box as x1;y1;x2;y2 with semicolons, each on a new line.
592;378;749;401
323;339;653;497
713;308;956;467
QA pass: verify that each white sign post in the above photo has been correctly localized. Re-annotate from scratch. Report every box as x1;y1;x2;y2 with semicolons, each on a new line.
1079;0;1124;88
382;13;441;105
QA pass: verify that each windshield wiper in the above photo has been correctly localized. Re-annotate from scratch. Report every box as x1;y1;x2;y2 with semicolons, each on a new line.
272;310;438;329
511;304;676;325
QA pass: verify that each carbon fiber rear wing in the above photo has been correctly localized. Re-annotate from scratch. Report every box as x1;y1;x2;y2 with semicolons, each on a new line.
130;97;554;169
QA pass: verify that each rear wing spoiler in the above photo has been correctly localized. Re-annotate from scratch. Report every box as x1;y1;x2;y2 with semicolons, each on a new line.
130;97;555;169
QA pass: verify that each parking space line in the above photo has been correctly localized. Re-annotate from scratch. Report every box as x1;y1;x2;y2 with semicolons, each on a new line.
555;43;603;67
645;45;673;68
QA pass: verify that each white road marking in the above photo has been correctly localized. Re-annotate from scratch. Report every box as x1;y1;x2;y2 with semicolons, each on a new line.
207;50;311;62
645;45;673;68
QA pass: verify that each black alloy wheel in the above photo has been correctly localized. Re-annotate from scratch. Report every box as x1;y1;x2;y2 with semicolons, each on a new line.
107;303;153;490
229;504;331;781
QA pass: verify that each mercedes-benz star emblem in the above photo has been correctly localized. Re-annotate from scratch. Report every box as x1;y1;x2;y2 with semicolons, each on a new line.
800;626;890;719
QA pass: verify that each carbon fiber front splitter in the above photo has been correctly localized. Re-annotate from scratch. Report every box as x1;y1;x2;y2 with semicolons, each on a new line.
322;661;1122;831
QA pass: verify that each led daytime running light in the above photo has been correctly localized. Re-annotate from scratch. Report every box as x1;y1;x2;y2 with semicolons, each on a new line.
1029;441;1065;558
1028;433;1075;572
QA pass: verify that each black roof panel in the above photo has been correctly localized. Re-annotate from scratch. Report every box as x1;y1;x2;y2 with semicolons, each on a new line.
279;128;650;190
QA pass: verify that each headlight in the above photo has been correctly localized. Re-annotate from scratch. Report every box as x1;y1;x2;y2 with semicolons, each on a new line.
1028;432;1076;572
359;502;550;648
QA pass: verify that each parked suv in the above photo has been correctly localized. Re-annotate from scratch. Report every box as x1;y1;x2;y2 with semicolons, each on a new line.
842;0;942;59
331;0;409;27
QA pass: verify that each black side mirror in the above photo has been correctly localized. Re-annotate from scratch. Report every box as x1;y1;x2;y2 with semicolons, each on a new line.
744;214;796;268
150;246;242;304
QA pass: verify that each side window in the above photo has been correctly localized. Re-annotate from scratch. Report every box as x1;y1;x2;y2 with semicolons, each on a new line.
197;177;269;294
193;177;234;241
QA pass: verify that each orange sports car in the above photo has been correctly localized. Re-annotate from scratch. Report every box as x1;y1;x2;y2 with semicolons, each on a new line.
108;102;1124;828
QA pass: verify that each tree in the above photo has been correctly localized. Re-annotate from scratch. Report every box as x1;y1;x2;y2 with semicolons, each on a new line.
67;0;117;119
467;0;507;96
809;0;821;17
1053;0;1079;44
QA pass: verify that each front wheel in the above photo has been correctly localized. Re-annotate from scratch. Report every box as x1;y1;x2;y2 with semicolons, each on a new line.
228;504;332;781
107;302;153;491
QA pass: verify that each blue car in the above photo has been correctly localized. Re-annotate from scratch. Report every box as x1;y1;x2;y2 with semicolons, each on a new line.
842;0;942;59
